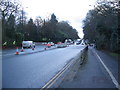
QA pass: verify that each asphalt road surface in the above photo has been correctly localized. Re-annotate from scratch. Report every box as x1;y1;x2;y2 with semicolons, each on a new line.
2;45;86;88
59;47;119;89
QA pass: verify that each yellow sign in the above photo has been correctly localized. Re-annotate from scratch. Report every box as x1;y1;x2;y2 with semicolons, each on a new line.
13;41;16;45
3;42;7;46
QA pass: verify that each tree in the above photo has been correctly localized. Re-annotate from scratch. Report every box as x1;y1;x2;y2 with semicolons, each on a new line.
6;15;15;38
34;16;44;41
57;21;79;41
16;10;27;33
34;16;44;27
25;18;38;41
83;0;119;52
40;14;79;42
50;13;58;24
0;0;20;43
41;14;58;42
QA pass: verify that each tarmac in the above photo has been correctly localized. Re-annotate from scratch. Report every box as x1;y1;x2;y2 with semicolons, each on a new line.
57;47;119;89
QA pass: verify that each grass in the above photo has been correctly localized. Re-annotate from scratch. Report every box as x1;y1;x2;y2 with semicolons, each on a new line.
109;52;120;60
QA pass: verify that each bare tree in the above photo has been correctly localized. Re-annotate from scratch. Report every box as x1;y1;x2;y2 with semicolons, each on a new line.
34;16;44;27
0;0;20;41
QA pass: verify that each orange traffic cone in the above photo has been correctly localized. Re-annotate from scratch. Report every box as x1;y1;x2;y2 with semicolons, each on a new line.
16;47;19;55
21;47;24;52
32;47;34;50
44;47;46;50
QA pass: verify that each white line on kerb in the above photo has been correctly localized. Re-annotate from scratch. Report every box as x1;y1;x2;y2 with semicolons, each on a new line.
3;53;14;56
94;51;120;89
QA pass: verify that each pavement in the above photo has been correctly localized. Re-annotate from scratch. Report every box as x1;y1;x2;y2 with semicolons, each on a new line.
58;46;119;89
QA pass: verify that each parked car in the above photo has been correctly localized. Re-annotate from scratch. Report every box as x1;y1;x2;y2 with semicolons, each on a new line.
22;41;35;48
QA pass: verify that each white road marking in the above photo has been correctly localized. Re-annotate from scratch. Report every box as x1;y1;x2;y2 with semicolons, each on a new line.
2;53;15;56
94;50;120;89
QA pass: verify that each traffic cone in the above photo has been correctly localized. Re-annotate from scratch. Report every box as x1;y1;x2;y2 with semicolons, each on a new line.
44;47;46;50
16;47;19;55
21;47;24;52
32;47;34;50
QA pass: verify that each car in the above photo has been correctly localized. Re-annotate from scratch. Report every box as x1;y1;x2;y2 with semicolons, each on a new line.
57;42;67;48
74;41;80;45
57;42;62;44
89;43;95;47
48;42;54;46
64;39;73;45
46;43;51;48
22;41;35;48
46;42;54;48
42;42;47;45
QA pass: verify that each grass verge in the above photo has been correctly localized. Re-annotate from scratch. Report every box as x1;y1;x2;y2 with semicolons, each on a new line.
109;52;120;60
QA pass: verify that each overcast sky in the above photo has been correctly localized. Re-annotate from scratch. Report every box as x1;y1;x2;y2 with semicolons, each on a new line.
21;0;97;38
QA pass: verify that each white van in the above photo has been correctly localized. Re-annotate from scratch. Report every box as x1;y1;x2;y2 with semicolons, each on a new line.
22;41;35;48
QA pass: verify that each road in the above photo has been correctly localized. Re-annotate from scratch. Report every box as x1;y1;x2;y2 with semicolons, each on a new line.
2;45;86;88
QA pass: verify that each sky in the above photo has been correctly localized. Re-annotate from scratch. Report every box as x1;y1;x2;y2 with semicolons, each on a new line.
21;0;97;38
